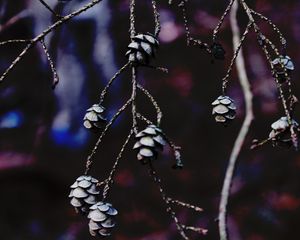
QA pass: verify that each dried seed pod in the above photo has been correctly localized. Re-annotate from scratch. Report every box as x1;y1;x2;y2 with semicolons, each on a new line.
69;175;100;214
269;116;299;147
212;95;236;125
133;125;166;164
272;55;294;82
88;202;118;237
83;104;107;131
211;42;225;60
125;33;159;65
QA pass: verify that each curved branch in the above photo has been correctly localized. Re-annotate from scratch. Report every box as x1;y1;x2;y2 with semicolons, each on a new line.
218;1;254;240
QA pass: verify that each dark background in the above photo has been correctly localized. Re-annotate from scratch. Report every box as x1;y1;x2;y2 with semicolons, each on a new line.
0;0;300;239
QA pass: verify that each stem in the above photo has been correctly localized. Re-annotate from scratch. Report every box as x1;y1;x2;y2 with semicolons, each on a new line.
218;1;254;240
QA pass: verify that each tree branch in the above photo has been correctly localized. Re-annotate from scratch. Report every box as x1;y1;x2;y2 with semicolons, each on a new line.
218;1;254;240
0;0;103;86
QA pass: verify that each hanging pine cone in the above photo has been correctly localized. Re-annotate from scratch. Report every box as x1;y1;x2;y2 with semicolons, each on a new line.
269;116;299;147
212;95;236;125
83;104;107;131
125;33;159;65
211;42;225;60
272;55;294;82
133;125;166;164
69;175;100;214
88;202;118;237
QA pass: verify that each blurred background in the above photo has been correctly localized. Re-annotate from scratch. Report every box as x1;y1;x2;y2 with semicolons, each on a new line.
0;0;300;239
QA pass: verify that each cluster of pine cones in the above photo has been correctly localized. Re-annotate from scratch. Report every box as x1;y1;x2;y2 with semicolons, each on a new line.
69;176;118;237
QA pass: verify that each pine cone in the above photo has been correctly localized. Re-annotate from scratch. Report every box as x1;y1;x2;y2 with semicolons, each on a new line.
69;175;100;214
212;95;236;125
83;104;106;131
269;116;299;147
88;202;118;237
133;125;166;164
272;55;294;82
126;33;159;65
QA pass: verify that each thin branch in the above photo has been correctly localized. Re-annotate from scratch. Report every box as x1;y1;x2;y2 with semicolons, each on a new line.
151;0;161;37
0;0;104;84
102;129;134;201
38;0;62;18
178;0;211;53
85;98;133;174
148;163;189;240
213;0;236;42
137;84;163;125
131;67;138;134
0;39;32;46
167;198;203;212
99;62;130;104
218;2;254;240
40;39;59;88
222;21;253;94
250;9;287;49
129;0;136;38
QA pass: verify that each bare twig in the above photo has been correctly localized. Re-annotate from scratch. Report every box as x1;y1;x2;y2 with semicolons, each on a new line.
0;0;104;84
178;0;211;53
85;98;133;174
40;38;59;88
38;0;62;18
102;129;134;201
137;84;163;125
218;2;254;240
99;62;130;104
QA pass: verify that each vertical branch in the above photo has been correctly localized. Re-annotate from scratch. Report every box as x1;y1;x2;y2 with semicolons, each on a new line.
131;67;138;134
129;0;136;38
151;0;161;37
218;1;254;240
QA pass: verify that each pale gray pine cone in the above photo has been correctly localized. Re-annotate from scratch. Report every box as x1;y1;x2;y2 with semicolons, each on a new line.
83;104;106;131
272;55;295;82
88;202;118;237
125;33;159;65
269;116;299;147
212;95;236;125
69;175;100;214
133;125;166;164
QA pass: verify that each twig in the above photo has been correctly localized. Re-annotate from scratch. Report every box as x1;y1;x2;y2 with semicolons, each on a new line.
102;129;134;201
218;1;254;240
178;0;211;53
0;0;104;84
0;39;32;46
213;0;236;42
38;0;62;18
151;0;161;37
99;62;130;104
40;38;59;88
137;84;163;125
85;98;133;174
